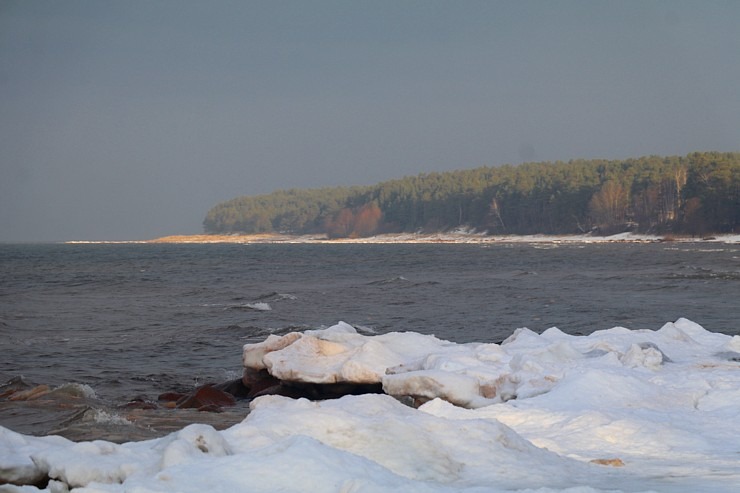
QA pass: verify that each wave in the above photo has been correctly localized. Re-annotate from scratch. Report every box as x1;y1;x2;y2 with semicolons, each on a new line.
670;265;740;281
204;293;297;311
59;406;134;427
220;324;313;342
253;292;298;302
355;325;379;335
227;302;272;311
49;383;98;400
367;276;411;286
0;378;97;401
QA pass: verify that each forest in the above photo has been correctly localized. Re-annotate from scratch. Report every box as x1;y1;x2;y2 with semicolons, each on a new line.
203;152;740;238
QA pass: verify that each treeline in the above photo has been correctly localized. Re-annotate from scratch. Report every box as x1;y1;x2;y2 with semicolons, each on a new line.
203;152;740;237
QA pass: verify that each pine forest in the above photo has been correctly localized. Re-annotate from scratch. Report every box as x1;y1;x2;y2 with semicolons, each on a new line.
203;152;740;238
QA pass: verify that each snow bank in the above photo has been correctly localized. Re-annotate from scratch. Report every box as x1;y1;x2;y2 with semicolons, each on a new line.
3;319;740;492
145;232;740;244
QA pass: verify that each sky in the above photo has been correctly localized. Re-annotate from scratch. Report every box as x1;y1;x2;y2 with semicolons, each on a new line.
1;1;738;242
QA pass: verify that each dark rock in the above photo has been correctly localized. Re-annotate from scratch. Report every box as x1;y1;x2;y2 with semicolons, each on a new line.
120;398;158;410
243;368;281;398
252;381;384;400
214;378;251;399
249;384;286;398
7;385;50;401
176;384;236;410
158;391;187;402
0;376;35;399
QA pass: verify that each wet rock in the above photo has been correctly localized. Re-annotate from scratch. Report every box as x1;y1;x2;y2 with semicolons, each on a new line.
249;384;285;398
0;388;16;399
0;376;36;399
176;385;236;410
157;379;250;413
158;391;188;402
119;397;158;410
214;378;251;399
7;385;51;401
250;381;384;400
242;368;281;398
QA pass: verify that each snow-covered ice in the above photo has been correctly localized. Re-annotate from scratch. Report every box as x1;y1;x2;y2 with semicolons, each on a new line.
3;319;740;492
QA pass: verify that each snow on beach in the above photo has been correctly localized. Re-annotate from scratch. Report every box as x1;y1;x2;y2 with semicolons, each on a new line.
144;231;740;244
3;319;740;492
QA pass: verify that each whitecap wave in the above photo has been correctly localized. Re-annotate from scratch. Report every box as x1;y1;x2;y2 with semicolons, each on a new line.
52;383;97;400
245;302;272;311
88;409;134;426
227;302;272;311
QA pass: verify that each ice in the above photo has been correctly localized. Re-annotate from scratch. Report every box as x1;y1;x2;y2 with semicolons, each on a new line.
3;319;740;492
0;428;72;486
244;321;458;384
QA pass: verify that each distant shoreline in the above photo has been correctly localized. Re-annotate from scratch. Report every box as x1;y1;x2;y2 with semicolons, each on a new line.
65;232;740;245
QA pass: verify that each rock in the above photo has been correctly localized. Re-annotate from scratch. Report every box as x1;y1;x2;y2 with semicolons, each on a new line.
287;382;383;400
158;391;188;402
0;376;35;397
157;378;252;413
7;385;51;401
249;384;285;398
214;378;251;399
0;388;16;399
242;368;281;398
176;385;236;410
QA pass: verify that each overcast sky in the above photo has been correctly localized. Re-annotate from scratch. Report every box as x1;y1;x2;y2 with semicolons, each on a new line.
1;1;738;241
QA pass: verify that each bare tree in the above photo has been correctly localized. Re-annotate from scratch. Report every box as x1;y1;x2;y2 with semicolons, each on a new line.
589;180;629;231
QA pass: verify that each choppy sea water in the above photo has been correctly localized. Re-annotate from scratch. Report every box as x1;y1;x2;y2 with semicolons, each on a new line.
1;242;738;442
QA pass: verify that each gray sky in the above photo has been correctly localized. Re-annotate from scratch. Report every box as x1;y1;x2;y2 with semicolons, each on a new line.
1;1;738;241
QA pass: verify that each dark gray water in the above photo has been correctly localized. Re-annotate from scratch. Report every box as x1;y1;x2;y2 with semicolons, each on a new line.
1;242;738;441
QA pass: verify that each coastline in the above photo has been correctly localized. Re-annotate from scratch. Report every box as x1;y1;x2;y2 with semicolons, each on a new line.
131;232;739;245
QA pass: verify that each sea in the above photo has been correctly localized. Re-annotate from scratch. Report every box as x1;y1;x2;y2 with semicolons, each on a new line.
1;241;738;443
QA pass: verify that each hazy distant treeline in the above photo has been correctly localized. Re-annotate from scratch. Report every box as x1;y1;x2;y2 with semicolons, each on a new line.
203;152;739;237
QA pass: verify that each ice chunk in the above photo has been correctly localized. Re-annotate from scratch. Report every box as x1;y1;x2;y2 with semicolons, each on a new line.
157;424;232;468
242;332;302;370
0;427;71;486
383;370;493;408
620;343;666;369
